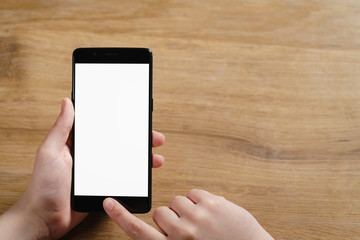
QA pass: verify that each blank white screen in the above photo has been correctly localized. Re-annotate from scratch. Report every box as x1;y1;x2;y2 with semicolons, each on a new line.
74;63;149;197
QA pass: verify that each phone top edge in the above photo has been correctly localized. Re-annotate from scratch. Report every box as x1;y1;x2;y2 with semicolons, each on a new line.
73;48;152;63
73;47;152;52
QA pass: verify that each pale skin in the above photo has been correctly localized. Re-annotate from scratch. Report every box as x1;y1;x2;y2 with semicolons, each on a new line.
0;98;273;240
103;189;274;240
0;98;165;239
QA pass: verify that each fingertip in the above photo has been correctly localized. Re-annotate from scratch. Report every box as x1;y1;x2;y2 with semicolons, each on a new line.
103;198;115;212
152;154;165;168
105;199;166;240
104;198;128;219
63;97;74;113
152;131;165;147
63;97;72;105
158;132;165;142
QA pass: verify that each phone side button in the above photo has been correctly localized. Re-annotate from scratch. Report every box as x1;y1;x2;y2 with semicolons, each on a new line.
151;98;153;112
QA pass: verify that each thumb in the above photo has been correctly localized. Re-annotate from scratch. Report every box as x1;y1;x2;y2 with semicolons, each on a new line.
103;198;166;240
41;98;74;155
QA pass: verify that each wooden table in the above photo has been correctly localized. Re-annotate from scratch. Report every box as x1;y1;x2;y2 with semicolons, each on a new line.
1;1;359;239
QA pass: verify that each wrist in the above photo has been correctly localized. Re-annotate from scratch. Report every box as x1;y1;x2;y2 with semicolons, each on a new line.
237;207;274;240
0;196;50;240
247;216;274;240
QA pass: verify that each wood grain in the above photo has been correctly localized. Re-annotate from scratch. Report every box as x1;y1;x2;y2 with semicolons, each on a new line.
1;0;360;239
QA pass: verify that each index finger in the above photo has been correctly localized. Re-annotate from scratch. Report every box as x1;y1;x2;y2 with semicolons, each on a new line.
104;198;166;240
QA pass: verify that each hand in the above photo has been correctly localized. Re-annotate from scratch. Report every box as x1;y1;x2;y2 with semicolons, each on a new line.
0;98;165;240
104;189;273;240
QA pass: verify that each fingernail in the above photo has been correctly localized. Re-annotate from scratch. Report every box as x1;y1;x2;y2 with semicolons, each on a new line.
61;99;65;113
104;198;114;211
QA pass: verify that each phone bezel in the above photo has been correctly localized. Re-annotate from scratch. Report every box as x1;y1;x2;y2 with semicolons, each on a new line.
71;48;153;213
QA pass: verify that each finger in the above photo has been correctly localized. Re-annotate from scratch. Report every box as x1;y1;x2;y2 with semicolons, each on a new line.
103;198;166;240
42;98;74;155
152;131;165;147
153;206;180;234
152;153;165;168
169;195;195;217
187;189;213;204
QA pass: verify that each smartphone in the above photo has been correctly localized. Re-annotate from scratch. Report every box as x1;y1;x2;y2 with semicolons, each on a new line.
71;48;152;213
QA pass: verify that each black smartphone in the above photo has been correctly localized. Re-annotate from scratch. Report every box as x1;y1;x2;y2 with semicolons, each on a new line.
71;48;152;213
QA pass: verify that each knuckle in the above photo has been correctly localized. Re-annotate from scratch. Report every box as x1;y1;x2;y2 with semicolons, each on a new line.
191;207;208;223
36;144;45;156
35;146;43;157
203;195;222;209
170;195;182;206
36;145;54;159
204;198;216;208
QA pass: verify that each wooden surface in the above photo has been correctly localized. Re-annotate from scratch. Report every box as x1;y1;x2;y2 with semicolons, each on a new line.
1;0;360;239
